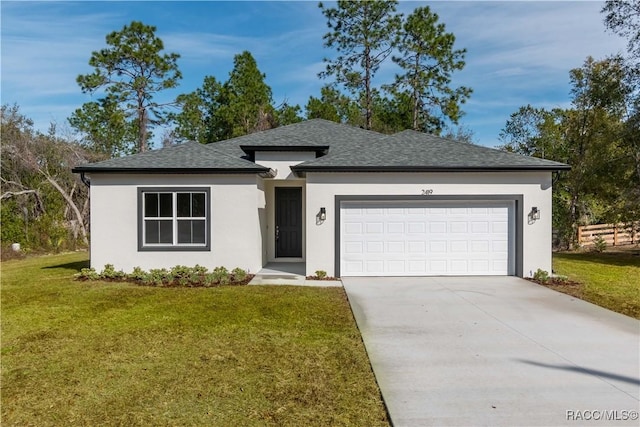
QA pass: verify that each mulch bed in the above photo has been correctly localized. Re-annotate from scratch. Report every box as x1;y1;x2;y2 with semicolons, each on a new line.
527;277;582;287
305;276;340;281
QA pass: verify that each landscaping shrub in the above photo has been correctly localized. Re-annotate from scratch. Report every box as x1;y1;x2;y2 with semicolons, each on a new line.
77;267;100;281
533;268;550;284
231;267;247;282
592;235;607;252
75;264;251;287
99;264;125;280
212;266;230;285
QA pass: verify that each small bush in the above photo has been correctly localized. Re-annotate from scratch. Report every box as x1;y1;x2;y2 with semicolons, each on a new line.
76;267;99;281
212;266;230;285
146;268;171;286
129;266;148;282
171;265;195;286
315;270;328;279
75;264;252;287
231;267;247;282
204;273;218;287
100;264;125;280
592;235;607;253
533;268;550;283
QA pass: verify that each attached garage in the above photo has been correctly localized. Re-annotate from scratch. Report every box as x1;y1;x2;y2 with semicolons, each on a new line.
337;196;522;277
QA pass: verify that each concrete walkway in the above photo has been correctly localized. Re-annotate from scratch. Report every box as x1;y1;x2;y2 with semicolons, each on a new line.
342;276;640;427
248;262;342;287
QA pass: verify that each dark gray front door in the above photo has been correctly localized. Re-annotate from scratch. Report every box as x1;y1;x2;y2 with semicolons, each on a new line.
275;187;302;257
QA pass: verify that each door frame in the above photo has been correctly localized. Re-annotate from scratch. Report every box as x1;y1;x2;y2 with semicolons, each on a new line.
335;195;524;277
275;187;303;258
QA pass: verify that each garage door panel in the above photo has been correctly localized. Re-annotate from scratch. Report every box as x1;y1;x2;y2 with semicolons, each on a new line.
408;241;426;253
344;241;363;254
430;259;448;273
387;241;404;253
387;222;404;233
341;200;514;276
408;260;427;272
344;222;362;234
450;221;468;233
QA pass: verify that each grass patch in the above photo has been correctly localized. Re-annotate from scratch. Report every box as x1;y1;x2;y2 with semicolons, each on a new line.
1;252;388;426
551;249;640;319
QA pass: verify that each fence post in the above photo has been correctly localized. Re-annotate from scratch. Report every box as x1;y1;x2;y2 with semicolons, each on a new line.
577;225;582;246
613;224;618;246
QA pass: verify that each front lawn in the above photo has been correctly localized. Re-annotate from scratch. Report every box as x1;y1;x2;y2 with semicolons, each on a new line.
551;248;640;319
1;252;388;426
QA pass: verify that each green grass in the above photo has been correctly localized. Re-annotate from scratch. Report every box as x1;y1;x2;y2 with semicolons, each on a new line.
552;249;640;319
1;252;388;426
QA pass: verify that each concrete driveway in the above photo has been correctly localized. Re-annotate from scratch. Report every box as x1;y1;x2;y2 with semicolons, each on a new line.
342;277;640;427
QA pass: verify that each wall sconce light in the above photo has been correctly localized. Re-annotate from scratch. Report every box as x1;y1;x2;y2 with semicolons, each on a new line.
530;206;540;221
319;207;326;221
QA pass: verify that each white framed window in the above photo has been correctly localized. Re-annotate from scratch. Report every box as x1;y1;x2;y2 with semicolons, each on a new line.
138;187;210;251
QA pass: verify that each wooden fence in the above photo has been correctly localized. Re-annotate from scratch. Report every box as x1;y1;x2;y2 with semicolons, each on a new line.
577;222;640;247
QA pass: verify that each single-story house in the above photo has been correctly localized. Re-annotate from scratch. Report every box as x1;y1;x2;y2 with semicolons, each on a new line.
73;119;569;277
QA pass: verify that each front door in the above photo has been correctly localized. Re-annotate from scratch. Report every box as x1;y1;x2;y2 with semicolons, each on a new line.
275;187;302;258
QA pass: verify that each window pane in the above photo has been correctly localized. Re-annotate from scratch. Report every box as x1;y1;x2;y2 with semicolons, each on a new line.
192;220;206;244
145;220;159;244
159;193;172;217
192;193;205;217
144;193;158;217
159;220;173;243
177;220;191;244
177;193;191;217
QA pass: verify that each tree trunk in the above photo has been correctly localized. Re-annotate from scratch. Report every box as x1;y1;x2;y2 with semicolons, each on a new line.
412;56;420;131
43;174;89;246
364;46;372;130
138;92;148;152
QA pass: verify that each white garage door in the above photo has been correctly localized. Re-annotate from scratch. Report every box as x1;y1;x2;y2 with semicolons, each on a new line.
340;200;515;276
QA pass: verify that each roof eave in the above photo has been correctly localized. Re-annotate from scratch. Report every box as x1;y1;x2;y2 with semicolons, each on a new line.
72;167;271;174
239;145;330;155
291;164;571;176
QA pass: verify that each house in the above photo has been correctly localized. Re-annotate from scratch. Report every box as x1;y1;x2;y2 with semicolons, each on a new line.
73;119;569;277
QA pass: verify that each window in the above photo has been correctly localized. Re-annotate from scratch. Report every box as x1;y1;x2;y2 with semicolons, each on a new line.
138;188;210;251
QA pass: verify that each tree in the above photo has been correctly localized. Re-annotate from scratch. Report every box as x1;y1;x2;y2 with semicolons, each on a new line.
275;102;303;127
173;51;301;143
499;105;559;157
319;0;402;130
441;124;477;144
499;57;634;248
173;76;227;144
2;104;101;250
603;0;640;60
305;85;361;124
74;21;181;153
602;1;640;207
68;95;137;157
222;51;276;138
389;6;471;133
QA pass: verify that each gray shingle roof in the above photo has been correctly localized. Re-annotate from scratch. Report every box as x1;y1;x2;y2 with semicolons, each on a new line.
72;141;270;174
291;129;570;172
72;119;569;174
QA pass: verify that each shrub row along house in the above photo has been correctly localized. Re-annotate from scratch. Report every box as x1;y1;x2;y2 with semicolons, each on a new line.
73;119;569;278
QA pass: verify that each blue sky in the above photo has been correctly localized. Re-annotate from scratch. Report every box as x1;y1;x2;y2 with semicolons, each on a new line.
1;1;627;148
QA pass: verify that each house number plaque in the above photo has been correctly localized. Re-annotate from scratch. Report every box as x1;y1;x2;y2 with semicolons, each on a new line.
421;189;434;195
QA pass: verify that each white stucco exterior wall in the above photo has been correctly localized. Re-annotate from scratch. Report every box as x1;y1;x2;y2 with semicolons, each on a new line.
304;171;553;278
255;151;316;179
88;173;264;273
